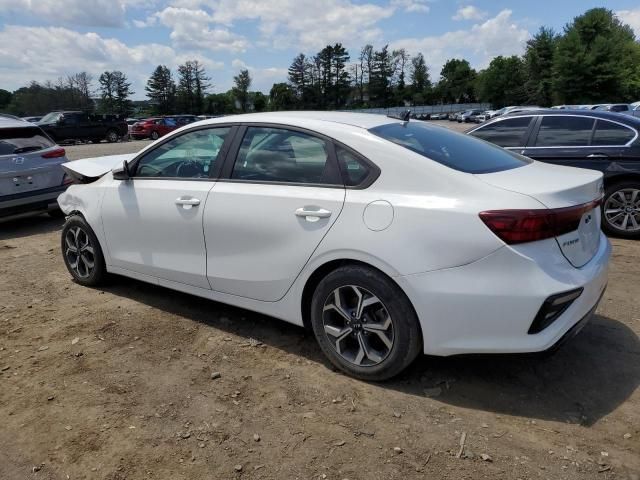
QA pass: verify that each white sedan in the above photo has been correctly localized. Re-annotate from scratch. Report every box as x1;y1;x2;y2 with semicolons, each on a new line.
58;111;611;380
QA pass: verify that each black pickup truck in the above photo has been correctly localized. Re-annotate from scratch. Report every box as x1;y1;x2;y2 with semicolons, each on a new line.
37;111;128;143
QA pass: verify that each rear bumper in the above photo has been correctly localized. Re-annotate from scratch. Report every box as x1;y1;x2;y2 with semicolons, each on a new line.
397;233;611;356
0;185;67;217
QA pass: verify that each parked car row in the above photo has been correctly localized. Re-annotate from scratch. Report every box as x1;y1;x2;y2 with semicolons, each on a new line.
553;103;640;117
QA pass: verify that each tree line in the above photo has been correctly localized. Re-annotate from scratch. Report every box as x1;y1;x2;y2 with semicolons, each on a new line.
0;8;638;117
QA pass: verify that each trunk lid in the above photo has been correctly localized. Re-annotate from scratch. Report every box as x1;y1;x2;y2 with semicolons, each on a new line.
476;161;604;268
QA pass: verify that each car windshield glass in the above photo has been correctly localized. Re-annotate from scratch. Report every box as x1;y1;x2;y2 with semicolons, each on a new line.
0;127;55;156
369;122;531;174
39;112;61;123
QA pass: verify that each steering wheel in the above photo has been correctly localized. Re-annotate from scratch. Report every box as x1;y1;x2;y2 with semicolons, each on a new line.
175;159;203;178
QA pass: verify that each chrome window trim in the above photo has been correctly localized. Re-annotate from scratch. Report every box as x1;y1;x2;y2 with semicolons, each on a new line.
468;114;639;148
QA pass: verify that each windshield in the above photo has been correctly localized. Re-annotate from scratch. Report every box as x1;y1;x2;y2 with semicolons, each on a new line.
39;112;62;124
369;122;531;174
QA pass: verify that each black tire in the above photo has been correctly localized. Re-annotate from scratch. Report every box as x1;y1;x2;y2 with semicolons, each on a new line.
61;215;107;287
105;130;119;143
150;130;160;140
310;265;422;381
601;181;640;239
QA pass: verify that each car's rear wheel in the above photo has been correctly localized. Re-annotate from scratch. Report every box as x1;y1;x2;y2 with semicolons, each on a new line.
602;181;640;239
61;215;106;286
310;265;421;381
150;130;160;140
105;130;119;143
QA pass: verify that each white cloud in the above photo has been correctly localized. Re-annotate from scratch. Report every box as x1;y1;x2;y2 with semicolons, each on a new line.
391;10;529;78
151;7;250;52
0;25;224;97
0;0;128;27
617;8;640;38
452;5;488;21
391;0;430;14
138;0;394;51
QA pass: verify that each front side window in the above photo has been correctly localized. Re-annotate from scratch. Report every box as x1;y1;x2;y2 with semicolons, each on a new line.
534;116;595;147
469;117;532;148
232;127;333;184
592;120;635;146
135;127;230;178
371;121;531;174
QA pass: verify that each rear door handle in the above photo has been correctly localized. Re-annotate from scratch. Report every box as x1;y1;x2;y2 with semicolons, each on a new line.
175;196;200;209
295;207;332;222
587;153;608;158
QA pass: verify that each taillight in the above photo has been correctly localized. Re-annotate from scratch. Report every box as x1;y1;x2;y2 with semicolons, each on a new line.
42;147;66;159
479;198;601;245
62;174;74;185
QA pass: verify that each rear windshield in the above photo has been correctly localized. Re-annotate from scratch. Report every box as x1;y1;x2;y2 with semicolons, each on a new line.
369;122;531;174
0;127;55;156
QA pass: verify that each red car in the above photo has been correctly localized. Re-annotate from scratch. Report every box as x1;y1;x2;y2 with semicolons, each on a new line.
131;117;178;140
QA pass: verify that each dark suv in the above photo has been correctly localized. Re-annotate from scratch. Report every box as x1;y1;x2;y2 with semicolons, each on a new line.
468;110;640;238
37;111;128;144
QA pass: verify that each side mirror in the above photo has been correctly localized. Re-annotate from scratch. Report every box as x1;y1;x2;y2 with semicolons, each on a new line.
57;118;65;125
112;160;131;180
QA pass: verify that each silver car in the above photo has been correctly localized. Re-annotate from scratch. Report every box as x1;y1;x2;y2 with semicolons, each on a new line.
0;117;71;218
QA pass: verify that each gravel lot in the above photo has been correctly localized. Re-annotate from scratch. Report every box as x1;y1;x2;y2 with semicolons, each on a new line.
65;139;152;161
0;119;638;480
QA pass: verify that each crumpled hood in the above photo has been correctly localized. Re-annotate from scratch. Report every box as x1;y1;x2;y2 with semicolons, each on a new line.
61;153;135;183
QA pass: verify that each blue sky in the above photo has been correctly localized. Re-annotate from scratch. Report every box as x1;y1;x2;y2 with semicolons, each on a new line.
1;0;639;99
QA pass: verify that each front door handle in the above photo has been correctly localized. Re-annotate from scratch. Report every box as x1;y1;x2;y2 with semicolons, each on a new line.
587;153;609;158
175;196;200;210
295;207;332;222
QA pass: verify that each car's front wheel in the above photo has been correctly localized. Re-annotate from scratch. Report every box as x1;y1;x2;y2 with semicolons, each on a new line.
150;130;160;140
602;181;640;239
61;215;107;286
310;265;422;381
105;130;119;143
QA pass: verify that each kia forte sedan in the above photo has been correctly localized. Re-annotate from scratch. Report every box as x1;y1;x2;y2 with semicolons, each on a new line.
57;112;610;380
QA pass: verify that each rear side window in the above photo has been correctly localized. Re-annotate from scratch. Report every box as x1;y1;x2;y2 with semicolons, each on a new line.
336;146;370;186
232;127;335;184
0;127;55;156
469;117;532;147
592;120;635;146
370;122;531;174
535;116;594;147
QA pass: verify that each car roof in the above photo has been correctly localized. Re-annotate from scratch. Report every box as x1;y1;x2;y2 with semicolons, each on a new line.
503;108;640;126
196;111;401;130
0;116;34;128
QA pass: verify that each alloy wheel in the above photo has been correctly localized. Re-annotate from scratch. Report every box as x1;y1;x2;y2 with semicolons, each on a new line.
322;285;394;367
604;188;640;232
64;226;96;278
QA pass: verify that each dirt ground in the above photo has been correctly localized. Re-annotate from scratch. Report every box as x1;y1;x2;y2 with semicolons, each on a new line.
1;119;639;480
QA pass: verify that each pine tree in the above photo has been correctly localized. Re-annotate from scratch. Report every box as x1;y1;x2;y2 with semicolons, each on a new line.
145;65;176;115
233;69;252;112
